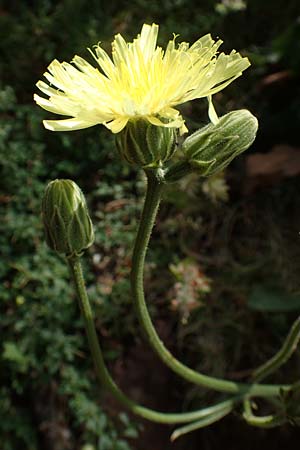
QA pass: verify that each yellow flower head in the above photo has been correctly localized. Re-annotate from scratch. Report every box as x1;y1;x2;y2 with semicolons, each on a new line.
34;23;250;134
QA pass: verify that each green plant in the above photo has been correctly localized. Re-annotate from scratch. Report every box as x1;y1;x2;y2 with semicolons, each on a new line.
36;21;300;442
2;1;300;448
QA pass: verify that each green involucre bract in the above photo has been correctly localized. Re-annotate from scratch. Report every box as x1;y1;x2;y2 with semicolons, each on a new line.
42;179;94;256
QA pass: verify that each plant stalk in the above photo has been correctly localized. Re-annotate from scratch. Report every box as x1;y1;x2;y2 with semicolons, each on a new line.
68;256;238;424
130;169;291;398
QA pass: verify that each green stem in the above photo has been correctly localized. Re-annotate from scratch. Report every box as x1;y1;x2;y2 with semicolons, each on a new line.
252;316;300;382
68;256;238;425
243;399;286;428
130;169;290;397
242;318;300;428
171;401;234;441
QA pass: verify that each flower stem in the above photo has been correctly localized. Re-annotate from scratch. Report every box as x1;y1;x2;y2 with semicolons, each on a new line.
130;169;290;398
68;256;238;424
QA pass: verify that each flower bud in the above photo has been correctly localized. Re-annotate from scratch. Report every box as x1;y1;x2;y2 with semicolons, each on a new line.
182;110;258;177
164;160;192;183
42;179;94;257
116;119;177;168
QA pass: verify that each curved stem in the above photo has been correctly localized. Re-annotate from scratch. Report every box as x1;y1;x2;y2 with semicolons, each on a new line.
171;401;233;441
242;318;300;427
252;316;300;382
130;169;290;397
243;399;286;428
68;256;238;424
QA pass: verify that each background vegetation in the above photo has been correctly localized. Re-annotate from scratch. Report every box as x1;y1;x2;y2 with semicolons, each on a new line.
1;0;300;448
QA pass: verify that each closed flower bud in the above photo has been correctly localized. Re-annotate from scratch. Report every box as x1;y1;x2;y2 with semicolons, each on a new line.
164;160;192;183
42;179;94;257
182;110;258;177
116;119;177;168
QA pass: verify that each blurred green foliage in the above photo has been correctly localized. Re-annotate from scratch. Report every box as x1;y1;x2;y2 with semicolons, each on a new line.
1;1;300;449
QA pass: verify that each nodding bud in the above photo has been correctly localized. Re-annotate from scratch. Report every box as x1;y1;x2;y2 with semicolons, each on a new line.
182;110;258;177
116;119;177;168
41;179;94;257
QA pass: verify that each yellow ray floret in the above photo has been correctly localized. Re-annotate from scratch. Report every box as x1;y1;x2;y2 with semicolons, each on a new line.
34;23;250;134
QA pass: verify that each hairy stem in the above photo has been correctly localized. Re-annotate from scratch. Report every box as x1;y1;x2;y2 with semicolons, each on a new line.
68;256;237;424
130;169;290;397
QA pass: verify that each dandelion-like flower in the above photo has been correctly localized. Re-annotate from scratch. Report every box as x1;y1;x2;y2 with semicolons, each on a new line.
34;23;250;134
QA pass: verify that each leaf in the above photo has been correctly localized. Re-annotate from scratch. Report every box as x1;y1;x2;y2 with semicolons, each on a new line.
2;342;29;372
247;285;300;312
